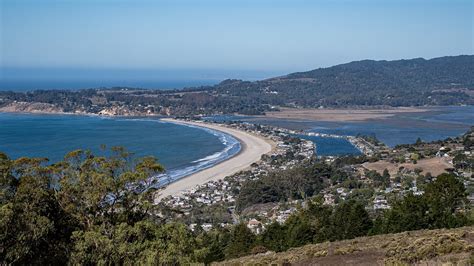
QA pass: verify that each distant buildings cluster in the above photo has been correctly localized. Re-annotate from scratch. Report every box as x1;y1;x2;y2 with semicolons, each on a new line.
158;120;473;235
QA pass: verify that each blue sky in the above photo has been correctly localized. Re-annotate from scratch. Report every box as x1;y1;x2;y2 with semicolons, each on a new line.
0;0;473;81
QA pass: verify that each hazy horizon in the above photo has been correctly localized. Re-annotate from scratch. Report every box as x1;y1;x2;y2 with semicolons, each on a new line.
1;0;472;89
0;67;286;90
1;54;472;90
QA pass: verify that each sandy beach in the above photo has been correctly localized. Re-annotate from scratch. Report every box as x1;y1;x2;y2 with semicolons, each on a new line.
264;107;431;122
156;119;274;200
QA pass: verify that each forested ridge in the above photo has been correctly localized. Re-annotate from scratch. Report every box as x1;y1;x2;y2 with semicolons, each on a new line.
262;55;474;107
0;55;472;116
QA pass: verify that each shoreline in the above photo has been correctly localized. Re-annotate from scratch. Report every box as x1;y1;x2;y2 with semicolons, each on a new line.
0;112;260;186
262;106;437;122
156;118;274;200
155;119;242;185
0;104;466;121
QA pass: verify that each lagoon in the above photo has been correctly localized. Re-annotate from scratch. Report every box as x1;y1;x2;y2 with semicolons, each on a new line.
205;106;474;156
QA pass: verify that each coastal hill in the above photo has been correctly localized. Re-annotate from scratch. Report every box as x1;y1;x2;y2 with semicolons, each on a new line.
212;55;474;109
218;226;474;265
0;55;473;116
265;55;474;107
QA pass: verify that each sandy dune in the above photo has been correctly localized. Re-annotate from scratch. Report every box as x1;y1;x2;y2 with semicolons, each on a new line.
156;119;274;200
264;107;430;122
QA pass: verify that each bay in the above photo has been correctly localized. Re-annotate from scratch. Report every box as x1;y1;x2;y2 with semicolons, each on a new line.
0;113;240;181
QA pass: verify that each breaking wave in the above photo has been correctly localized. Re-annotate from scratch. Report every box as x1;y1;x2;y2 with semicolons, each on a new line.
152;121;241;188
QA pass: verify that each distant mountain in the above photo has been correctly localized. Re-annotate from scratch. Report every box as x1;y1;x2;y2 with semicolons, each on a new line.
1;55;473;116
285;55;473;82
212;55;474;108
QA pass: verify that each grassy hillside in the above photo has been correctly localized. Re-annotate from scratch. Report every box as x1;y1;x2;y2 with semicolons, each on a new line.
217;226;474;265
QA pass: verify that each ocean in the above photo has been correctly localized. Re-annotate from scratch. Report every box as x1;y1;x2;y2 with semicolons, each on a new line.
0;79;219;91
1;106;472;178
0;113;240;184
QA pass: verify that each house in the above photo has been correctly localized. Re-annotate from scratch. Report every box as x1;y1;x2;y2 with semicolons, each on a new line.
373;195;391;210
247;219;264;234
323;193;335;205
436;147;448;157
201;224;213;232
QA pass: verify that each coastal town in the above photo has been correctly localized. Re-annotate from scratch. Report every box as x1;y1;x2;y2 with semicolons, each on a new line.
156;119;473;234
3;0;474;264
156;119;316;230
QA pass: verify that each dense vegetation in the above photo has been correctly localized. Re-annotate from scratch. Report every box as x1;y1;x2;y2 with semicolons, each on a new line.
236;161;342;211
1;148;471;264
212;56;474;109
247;173;470;254
274;55;474;107
0;55;472;116
221;226;474;265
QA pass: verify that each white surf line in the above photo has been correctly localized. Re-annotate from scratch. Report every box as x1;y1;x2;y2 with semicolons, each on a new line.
156;118;274;201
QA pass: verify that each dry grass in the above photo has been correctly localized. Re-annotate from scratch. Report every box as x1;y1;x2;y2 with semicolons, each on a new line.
384;230;473;264
362;156;453;177
215;227;474;266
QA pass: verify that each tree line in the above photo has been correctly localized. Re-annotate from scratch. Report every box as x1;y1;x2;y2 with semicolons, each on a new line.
0;149;471;264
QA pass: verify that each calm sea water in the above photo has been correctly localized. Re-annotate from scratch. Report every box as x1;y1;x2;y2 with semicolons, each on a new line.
297;135;362;156
0;113;240;183
0;79;219;91
1;106;471;173
206;106;474;156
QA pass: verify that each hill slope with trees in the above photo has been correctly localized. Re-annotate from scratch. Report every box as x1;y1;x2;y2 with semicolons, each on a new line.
1;147;472;264
0;55;473;116
218;226;474;265
264;55;474;107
